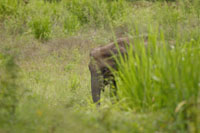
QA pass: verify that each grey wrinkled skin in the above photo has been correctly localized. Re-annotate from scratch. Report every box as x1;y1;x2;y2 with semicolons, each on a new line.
89;37;130;104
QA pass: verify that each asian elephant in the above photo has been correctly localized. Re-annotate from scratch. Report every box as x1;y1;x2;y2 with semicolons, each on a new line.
89;37;131;104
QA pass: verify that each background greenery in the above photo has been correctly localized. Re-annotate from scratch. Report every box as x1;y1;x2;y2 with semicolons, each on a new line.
0;0;199;132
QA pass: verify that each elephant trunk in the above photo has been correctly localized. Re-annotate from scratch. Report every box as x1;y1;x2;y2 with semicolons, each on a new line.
89;63;103;105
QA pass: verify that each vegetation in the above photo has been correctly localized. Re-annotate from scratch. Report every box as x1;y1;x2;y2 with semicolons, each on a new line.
0;0;199;132
0;52;20;124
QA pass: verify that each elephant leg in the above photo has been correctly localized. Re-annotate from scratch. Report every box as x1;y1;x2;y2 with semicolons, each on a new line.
90;70;103;104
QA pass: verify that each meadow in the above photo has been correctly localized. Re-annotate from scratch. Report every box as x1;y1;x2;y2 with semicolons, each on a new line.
0;0;200;132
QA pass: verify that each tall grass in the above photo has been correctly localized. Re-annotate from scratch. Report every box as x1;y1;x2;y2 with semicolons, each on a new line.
29;17;52;41
115;29;200;131
1;0;130;40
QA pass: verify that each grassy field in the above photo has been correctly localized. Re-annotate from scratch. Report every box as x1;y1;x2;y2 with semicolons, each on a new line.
0;0;200;132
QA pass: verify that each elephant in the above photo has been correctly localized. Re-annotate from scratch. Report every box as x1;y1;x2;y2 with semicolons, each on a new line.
89;37;131;104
